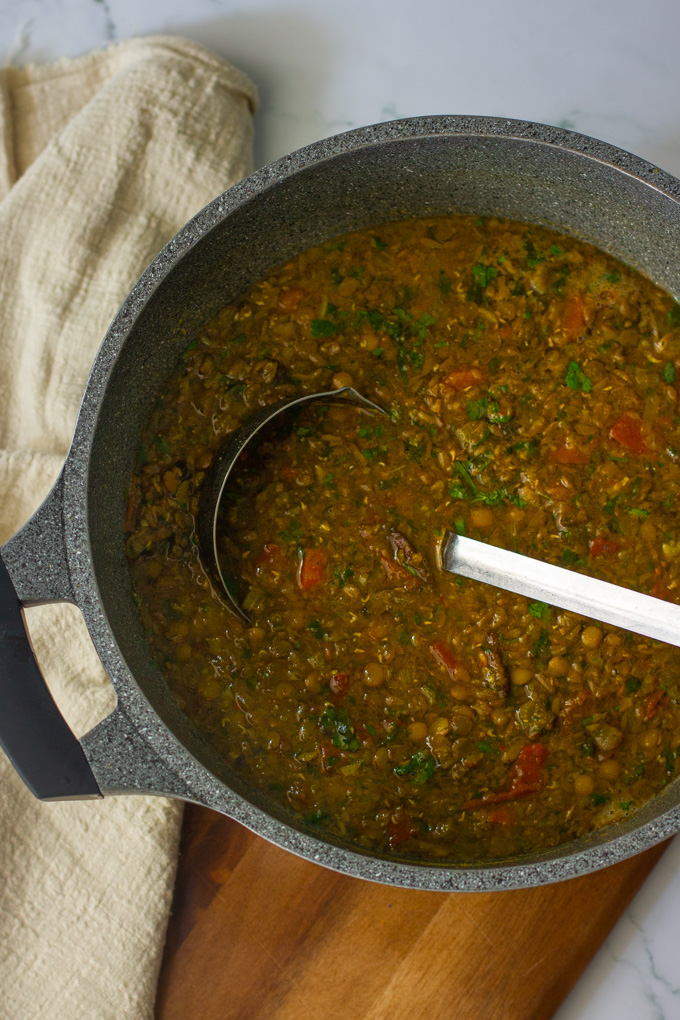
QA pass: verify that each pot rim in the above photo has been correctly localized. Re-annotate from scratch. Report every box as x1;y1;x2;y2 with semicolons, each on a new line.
66;115;680;890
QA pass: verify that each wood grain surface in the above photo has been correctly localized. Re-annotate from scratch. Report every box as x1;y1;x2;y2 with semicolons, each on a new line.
156;806;669;1020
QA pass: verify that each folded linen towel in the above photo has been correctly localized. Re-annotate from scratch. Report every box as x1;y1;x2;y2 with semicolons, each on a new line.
0;36;256;1020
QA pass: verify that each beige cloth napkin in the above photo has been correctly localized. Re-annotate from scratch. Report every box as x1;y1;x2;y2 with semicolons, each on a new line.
0;37;256;1019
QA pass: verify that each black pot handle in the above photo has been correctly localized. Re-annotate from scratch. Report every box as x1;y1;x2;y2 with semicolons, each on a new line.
0;551;101;800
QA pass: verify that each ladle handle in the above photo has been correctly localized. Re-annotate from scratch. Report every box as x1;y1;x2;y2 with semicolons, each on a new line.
442;532;680;648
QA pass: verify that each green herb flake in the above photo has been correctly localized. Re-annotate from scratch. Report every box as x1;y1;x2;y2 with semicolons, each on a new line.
333;566;354;588
590;792;610;807
311;319;337;338
625;677;642;694
308;620;327;640
559;549;583;568
448;483;468;500
564;360;593;394
619;801;632;811
467;398;488;421
667;303;680;327
531;630;550;662
438;270;452;297
320;704;359;751
528;601;550;620
525;239;545;268
393;751;435;785
454;461;478;495
468;263;499;302
454;517;466;536
663;362;676;384
304;809;328;825
603;495;619;515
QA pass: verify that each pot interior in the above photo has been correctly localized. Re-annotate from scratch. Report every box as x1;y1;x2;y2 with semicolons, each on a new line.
86;123;680;867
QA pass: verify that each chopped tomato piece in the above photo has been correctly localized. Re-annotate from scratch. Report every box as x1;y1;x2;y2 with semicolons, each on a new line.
563;294;587;337
280;466;300;481
610;412;648;455
488;807;513;826
298;548;327;589
442;366;485;391
510;743;548;790
257;542;284;567
644;689;667;722
430;641;460;677
589;536;621;558
278;287;305;312
463;743;548;809
387;815;418;848
550;443;590;465
329;672;350;696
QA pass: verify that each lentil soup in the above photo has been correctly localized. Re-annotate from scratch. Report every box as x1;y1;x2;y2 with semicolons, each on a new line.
126;215;680;862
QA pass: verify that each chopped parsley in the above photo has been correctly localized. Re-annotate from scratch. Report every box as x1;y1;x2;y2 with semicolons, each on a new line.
393;751;435;785
531;630;550;662
304;809;328;825
311;318;336;338
466;397;512;423
468;263;499;303
320;705;359;751
564;360;592;394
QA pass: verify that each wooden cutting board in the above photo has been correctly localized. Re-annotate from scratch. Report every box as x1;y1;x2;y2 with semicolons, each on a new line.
156;805;669;1020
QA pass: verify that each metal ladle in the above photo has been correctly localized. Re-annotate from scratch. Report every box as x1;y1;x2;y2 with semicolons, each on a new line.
197;388;680;647
197;387;386;621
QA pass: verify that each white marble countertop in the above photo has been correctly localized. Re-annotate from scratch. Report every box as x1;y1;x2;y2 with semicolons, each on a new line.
3;1;680;1016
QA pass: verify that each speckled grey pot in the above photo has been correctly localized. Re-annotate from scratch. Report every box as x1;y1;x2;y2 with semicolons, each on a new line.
3;116;680;891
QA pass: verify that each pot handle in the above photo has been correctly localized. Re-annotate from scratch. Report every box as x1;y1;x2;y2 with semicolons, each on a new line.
0;476;101;800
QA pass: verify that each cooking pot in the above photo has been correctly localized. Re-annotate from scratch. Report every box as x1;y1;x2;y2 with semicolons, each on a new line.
2;116;680;892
